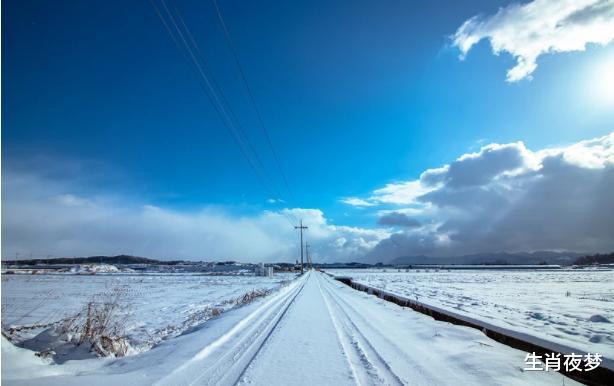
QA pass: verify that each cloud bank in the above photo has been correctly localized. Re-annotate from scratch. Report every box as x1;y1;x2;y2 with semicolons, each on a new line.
345;132;614;260
377;212;421;228
453;0;614;81
1;170;389;263
4;133;613;263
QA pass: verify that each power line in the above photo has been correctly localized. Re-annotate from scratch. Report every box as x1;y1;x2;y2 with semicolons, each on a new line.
172;7;299;228
169;3;283;199
159;0;269;187
150;0;298;226
211;0;295;203
206;0;299;226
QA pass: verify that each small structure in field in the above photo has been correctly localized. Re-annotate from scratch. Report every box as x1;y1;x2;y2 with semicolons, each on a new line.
255;263;273;277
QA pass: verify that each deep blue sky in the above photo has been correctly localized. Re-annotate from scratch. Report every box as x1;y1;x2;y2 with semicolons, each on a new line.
3;0;613;228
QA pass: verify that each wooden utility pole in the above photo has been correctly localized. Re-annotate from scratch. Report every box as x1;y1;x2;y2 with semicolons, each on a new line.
294;220;308;274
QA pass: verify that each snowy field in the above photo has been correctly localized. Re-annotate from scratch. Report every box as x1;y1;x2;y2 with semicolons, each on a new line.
329;268;614;360
2;272;575;385
1;272;296;355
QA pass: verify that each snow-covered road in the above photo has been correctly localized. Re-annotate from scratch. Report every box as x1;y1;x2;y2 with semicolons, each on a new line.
3;271;576;385
240;272;573;386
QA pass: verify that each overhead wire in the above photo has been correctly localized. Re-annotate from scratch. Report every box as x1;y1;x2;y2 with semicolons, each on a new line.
169;2;284;200
210;0;295;204
149;0;299;227
152;0;275;198
159;0;274;198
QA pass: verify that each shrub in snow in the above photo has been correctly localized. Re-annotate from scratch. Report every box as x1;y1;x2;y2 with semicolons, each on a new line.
34;349;56;360
234;289;271;305
58;290;131;357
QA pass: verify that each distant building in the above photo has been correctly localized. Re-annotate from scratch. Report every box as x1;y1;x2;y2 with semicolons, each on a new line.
255;263;273;277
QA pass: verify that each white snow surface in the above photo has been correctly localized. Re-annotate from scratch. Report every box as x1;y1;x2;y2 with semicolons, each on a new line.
69;264;121;273
2;271;576;385
1;272;295;354
331;268;614;360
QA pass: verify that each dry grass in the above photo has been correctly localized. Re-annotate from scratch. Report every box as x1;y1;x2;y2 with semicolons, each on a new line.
279;279;291;287
59;289;131;357
234;288;271;306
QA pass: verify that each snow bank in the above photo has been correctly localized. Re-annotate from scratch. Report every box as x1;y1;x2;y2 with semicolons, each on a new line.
2;272;297;360
332;268;614;360
1;336;55;380
69;264;120;274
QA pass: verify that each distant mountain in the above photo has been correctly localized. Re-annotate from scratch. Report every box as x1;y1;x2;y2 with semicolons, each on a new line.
391;251;585;266
573;252;614;266
1;255;177;266
314;262;375;269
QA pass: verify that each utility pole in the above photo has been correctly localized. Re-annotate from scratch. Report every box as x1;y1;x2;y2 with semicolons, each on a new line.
305;243;310;270
294;220;308;274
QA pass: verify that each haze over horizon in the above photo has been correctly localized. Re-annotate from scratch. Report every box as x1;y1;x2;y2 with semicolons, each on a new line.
3;0;614;263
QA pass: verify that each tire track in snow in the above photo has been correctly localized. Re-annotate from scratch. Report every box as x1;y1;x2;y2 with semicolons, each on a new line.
317;274;445;385
155;274;308;386
233;276;309;383
316;273;404;386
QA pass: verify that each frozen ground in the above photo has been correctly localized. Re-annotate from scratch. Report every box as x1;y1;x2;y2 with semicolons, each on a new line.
2;271;574;385
330;268;614;359
1;272;295;356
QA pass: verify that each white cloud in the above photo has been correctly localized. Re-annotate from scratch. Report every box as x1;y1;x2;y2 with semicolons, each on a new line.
549;133;614;168
56;194;92;207
446;142;531;186
6;133;613;264
1;169;390;263
340;179;439;208
364;132;614;260
339;197;377;207
266;198;285;204
453;0;614;81
370;180;433;205
327;225;391;256
340;142;530;208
